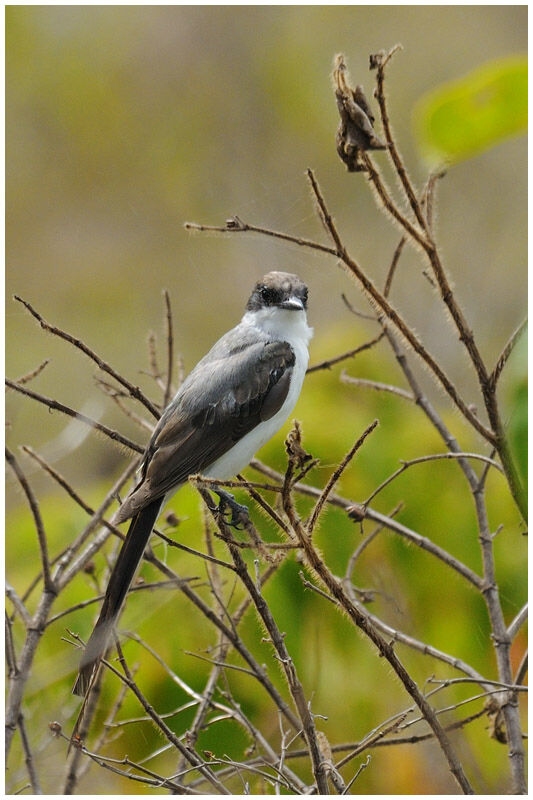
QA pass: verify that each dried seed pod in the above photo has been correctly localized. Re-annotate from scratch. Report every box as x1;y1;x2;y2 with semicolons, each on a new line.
333;54;386;172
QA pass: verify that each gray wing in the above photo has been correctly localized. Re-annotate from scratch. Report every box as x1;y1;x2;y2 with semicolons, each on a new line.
116;335;295;520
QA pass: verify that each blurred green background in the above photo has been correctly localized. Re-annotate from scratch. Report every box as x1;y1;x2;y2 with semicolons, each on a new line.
6;6;527;795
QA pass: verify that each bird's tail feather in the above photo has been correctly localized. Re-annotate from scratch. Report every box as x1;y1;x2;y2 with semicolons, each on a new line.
72;498;162;698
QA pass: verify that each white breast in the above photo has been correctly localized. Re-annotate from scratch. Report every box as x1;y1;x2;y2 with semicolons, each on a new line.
205;307;313;480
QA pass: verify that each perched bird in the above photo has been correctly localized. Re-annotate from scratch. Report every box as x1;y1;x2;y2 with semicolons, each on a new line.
72;271;312;701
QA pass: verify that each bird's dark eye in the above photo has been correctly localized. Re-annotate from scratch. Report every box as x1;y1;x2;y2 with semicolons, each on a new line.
259;286;278;305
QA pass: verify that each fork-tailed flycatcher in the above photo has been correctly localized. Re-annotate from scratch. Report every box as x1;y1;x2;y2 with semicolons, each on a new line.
72;271;312;698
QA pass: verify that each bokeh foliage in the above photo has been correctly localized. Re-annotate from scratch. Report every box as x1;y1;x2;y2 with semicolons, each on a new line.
414;55;527;165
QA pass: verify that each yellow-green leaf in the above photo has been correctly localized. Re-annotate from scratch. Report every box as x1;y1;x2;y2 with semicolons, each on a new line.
414;55;527;165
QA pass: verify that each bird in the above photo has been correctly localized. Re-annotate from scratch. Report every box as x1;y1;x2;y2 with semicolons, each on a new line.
72;270;312;701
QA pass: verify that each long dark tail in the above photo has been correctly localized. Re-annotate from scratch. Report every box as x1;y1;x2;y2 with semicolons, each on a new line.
72;498;162;698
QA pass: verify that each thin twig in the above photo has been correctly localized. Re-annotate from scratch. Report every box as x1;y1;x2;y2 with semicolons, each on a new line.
372;45;427;234
163;289;174;407
12;359;51;386
345;503;403;580
5;380;144;454
62;669;104;793
5;447;54;593
342;580;492;683
340;372;414;401
5;612;19;678
17;715;42;794
280;443;474;794
113;639;232;794
514;652;528;687
250;459;484;590
198;487;330;795
363;451;503;507
490;318;527;388
307;420;378;535
94;377;154;432
383;238;406;298
6;583;32;627
506;603;528;642
307;332;385;373
14;295;160;419
184;217;337;257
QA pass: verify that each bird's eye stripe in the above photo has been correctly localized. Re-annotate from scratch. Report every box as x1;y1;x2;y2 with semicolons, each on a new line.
260;286;279;304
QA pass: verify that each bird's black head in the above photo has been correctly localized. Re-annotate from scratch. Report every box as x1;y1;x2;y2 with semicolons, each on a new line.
246;271;308;313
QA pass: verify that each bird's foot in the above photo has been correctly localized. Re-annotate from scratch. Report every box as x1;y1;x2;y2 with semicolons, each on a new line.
215;490;249;529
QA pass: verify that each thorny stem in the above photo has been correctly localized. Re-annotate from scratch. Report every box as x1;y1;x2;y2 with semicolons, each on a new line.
280;441;474;794
306;168;495;444
490;317;527;388
199;488;331;795
376;227;526;789
307;419;378;535
370;48;526;522
250;458;484;590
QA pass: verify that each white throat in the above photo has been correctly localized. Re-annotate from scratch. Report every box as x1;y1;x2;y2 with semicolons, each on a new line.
242;307;313;350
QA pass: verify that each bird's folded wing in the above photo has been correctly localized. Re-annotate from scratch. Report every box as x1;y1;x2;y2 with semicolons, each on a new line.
119;339;295;516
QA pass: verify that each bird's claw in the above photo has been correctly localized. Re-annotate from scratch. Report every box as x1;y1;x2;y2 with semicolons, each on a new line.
216;490;249;529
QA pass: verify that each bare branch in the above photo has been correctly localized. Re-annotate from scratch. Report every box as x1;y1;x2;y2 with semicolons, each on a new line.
6;379;144;454
250;459;484;590
184;216;337;257
306;169;495;443
306;332;385;373
307;419;378;535
14;295;160;419
280;437;474;794
5;615;19;698
6;583;32;627
17;715;42;794
383;237;406;298
371;45;427;233
340;371;414;401
363;451;504;507
113;639;232;794
423;170;447;232
5;447;54;593
514;652;528;687
345;503;403;580
342;581;488;682
199;487;330;794
94;376;154;432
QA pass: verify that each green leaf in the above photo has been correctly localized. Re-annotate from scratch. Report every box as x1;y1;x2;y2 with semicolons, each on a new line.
414;55;527;164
